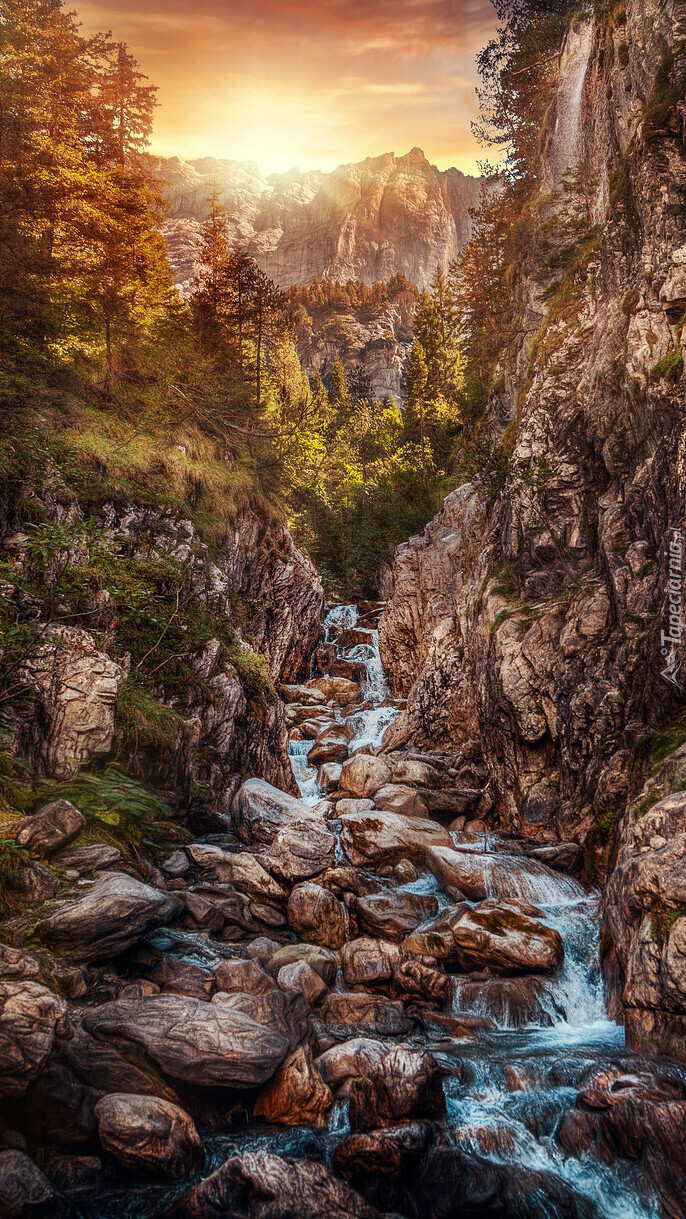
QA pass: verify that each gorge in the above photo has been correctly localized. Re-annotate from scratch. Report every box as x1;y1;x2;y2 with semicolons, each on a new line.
1;0;686;1214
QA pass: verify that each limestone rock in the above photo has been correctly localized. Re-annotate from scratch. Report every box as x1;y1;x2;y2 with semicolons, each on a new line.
19;626;125;779
94;1094;202;1178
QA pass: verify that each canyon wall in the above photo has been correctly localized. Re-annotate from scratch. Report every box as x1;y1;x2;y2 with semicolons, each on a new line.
158;148;481;293
379;2;686;1053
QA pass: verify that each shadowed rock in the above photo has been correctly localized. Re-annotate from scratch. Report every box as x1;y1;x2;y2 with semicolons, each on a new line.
36;873;181;961
94;1094;202;1178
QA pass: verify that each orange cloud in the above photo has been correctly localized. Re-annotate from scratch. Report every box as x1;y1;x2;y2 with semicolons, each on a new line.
76;0;498;173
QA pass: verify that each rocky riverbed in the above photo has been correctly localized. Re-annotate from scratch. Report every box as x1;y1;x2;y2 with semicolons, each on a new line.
1;605;685;1218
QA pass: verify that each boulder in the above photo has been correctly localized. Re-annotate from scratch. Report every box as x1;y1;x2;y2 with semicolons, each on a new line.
0;1151;55;1218
372;784;429;818
93;1094;202;1178
254;1044;333;1128
268;943;338;985
232;779;320;846
320;992;412;1037
450;901;563;975
336;798;375;816
309;725;352;766
36;872;180;961
341;938;401;989
213;958;275;995
287;882;348;949
355;891;438;941
15;800;85;858
339;755;392;798
334;1122;432;1187
210;989;309;1051
391;759;442;788
263;819;337;883
454;977;550;1027
340;810;452;868
186;845;288;901
425;844;488;900
307;676;363;707
11;862;58;902
281;684;328;706
529;843;582;872
316;1038;390;1090
82;995;290;1087
348;1047;445;1130
0;981;67;1097
170;1150;382;1218
277;960;328;1005
393;958;452;1005
52;843;121;873
317;762;343;793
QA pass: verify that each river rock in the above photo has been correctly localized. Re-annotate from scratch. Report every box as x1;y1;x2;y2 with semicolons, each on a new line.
170;1150;383;1218
82;995;289;1087
287;882;348;949
355;891;438;941
194;849;288;903
36;872;180;961
15;800;85;858
341;937;401;988
213;958;276;995
317;762;343;793
307;676;363;706
390;759;442;787
393;958;452;1004
232;779;320;846
316;1038;390;1089
425;844;488;900
0;981;67;1097
348;1047;445;1130
339;810;452;867
455;977;550;1027
268;943;338;985
452;901;563;975
0;1151;56;1218
254;1044;333;1128
277;960;328;1005
336;798;375;816
320;992;411;1037
339;755;392;797
334;1121;432;1187
372;783;428;818
211;988;309;1051
93;1094;202;1178
260;817;336;884
309;724;352;765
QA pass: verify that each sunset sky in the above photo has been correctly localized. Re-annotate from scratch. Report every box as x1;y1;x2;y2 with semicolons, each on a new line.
77;0;498;175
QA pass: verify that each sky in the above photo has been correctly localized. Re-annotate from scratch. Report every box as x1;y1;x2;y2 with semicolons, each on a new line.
76;0;499;176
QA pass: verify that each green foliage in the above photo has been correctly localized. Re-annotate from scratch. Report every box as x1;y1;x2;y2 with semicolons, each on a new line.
116;683;186;754
596;799;618;843
649;349;683;383
651;903;684;945
35;767;173;855
0;840;30;916
633;711;686;771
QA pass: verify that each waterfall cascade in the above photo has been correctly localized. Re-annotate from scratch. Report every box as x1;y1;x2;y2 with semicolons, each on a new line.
547;20;593;188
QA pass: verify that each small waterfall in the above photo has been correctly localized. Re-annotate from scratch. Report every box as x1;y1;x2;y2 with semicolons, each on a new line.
288;738;321;804
548;20;593;187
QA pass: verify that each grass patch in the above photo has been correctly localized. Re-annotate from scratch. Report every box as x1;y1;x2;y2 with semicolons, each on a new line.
33;768;178;860
116;683;187;754
651;903;685;945
634;711;686;771
596;799;619;843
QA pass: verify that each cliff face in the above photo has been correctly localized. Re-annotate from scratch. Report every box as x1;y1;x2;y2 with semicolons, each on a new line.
379;2;686;1053
2;498;323;816
158;148;481;292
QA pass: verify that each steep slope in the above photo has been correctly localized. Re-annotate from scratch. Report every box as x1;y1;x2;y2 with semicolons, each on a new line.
158;148;481;291
379;4;686;1056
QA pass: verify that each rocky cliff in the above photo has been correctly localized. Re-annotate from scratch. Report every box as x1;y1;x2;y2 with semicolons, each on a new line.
1;496;323;818
158;149;481;292
379;3;686;1056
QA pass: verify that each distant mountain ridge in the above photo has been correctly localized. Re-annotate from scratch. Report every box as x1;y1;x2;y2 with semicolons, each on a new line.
157;148;482;291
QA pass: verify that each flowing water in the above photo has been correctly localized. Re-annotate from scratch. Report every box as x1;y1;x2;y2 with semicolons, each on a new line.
75;602;669;1217
548;20;593;187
